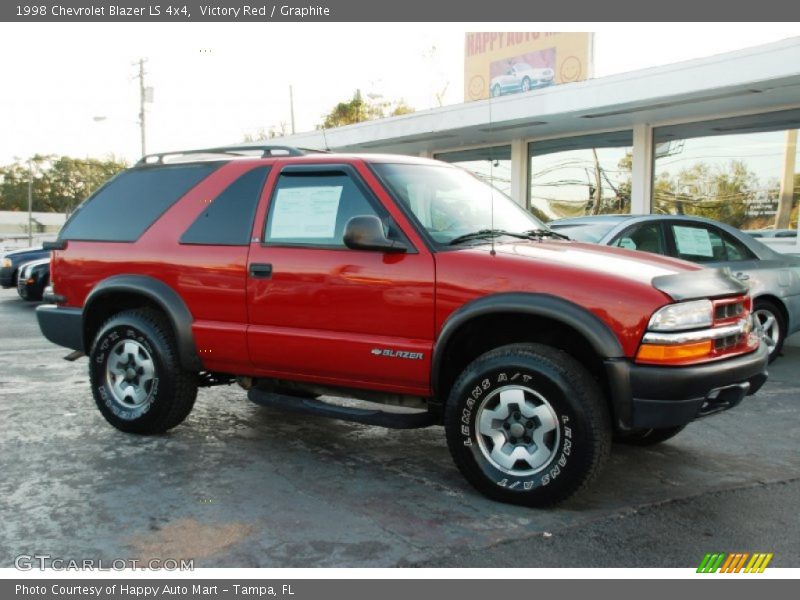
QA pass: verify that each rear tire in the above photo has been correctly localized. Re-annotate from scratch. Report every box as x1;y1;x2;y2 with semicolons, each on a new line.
614;425;686;446
89;308;198;434
444;343;611;507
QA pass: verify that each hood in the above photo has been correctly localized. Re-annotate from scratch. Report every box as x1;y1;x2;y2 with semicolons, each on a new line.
22;257;50;269
487;239;746;300
492;239;698;282
4;246;44;258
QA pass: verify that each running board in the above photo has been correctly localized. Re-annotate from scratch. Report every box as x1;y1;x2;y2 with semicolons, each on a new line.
247;389;438;429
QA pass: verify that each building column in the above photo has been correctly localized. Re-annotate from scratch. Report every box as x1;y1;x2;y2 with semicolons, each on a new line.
631;124;654;215
510;138;528;208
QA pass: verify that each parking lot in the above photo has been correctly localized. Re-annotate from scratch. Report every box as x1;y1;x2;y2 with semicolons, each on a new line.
1;286;799;568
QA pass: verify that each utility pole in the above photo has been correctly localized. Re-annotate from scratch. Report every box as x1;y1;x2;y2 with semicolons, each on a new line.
27;160;33;247
289;85;296;134
591;148;603;215
137;58;147;156
775;129;797;230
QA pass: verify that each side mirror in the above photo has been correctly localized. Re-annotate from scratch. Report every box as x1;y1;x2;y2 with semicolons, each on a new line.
343;215;407;253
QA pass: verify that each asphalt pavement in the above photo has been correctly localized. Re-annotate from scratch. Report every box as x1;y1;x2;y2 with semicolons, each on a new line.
0;287;798;568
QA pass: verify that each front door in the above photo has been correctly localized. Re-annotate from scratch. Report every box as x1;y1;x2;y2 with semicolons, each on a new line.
246;163;435;395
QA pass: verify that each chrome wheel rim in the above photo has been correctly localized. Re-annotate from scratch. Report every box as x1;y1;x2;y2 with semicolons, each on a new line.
104;339;156;409
475;385;560;476
754;309;780;355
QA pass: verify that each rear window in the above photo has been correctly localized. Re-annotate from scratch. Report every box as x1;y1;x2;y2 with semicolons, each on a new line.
59;163;218;242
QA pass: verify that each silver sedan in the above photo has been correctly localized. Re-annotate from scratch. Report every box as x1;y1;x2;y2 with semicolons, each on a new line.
549;214;800;362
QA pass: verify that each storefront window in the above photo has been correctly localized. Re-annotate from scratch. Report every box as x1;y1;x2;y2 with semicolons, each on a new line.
434;146;512;197
528;131;633;222
653;112;800;232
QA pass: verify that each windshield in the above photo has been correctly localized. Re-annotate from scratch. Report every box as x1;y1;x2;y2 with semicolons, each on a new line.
372;163;545;246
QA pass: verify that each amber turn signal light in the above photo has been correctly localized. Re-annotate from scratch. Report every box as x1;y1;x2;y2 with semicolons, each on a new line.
636;340;713;365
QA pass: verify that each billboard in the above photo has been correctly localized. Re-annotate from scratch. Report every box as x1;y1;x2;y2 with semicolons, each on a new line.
464;32;594;101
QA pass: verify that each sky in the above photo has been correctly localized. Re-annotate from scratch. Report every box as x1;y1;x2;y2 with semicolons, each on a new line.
0;23;799;165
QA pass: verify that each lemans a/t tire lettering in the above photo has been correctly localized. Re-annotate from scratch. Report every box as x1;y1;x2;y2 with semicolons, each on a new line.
88;308;198;434
445;343;611;506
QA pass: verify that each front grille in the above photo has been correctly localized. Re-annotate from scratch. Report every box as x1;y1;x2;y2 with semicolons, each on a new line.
714;300;745;321
714;333;744;351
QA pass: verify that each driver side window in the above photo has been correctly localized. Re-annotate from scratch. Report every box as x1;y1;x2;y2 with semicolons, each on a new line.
265;171;384;247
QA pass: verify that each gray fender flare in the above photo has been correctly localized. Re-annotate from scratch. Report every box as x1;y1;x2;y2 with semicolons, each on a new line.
84;275;201;371
431;291;625;399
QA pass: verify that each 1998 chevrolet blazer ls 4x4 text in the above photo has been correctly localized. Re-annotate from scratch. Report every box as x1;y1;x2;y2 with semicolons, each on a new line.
36;146;768;506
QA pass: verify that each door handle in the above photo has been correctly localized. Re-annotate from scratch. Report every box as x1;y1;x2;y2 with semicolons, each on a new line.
734;272;750;281
249;263;273;278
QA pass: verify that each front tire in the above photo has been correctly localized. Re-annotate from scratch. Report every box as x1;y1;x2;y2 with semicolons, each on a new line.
444;343;611;507
89;308;198;434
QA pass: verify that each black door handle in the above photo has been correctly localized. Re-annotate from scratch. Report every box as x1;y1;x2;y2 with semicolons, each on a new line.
249;263;273;278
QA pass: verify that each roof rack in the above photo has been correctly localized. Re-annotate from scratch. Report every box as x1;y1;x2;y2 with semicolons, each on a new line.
135;145;326;166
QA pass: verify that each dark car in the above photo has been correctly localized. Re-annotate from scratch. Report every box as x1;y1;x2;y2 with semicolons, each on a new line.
549;214;800;361
1;246;50;288
16;258;50;301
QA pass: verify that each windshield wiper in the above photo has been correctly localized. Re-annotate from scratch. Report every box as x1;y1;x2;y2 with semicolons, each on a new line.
522;228;570;240
448;229;534;246
448;228;571;246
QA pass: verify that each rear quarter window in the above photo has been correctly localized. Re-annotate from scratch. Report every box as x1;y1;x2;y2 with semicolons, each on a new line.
180;166;270;246
59;163;219;242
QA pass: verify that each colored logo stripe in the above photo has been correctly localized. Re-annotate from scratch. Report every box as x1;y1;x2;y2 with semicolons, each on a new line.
745;553;773;573
697;552;773;573
697;553;726;573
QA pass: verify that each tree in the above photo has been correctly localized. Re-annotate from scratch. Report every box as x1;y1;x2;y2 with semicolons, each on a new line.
652;160;758;228
318;91;414;129
242;122;289;142
0;155;127;214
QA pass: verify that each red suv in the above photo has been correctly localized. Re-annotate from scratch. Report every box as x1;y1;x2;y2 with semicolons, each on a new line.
37;146;768;506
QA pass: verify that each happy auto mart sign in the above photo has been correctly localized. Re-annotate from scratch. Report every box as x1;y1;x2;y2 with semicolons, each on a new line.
465;32;594;101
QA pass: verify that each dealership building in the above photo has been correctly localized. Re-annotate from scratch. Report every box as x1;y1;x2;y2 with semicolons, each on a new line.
255;37;800;252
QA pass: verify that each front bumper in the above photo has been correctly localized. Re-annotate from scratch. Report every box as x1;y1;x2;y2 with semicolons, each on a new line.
36;304;83;352
605;343;769;430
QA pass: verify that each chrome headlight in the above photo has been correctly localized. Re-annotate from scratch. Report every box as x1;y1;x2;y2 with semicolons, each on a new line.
648;299;713;332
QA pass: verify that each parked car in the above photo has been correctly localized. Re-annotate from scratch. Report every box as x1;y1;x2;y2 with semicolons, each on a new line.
1;246;50;288
549;214;800;362
35;146;767;507
747;229;797;239
490;62;554;96
16;258;50;301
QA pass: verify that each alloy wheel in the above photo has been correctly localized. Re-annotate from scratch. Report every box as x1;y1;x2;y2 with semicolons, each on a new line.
475;385;560;476
104;339;156;409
